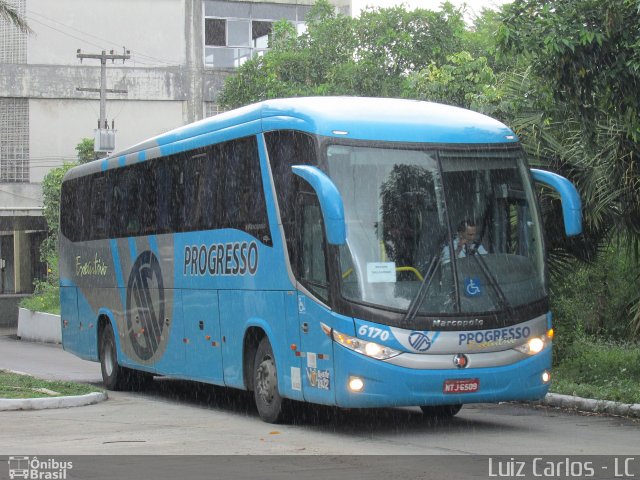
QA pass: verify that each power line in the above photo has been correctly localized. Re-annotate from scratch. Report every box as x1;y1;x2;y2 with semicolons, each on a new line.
28;11;179;66
26;16;105;51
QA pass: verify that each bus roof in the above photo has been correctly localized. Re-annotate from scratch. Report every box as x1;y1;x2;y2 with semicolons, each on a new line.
132;97;516;152
65;97;518;180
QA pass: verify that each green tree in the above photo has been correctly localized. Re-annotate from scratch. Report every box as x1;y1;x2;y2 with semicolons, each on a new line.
40;163;75;281
218;0;467;108
75;138;98;164
404;51;498;110
497;0;640;332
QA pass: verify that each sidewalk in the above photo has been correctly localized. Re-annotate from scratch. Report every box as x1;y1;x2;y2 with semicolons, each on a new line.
0;328;101;383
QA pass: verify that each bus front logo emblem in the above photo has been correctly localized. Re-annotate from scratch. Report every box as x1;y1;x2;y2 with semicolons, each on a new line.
126;251;165;361
408;331;432;352
453;354;469;368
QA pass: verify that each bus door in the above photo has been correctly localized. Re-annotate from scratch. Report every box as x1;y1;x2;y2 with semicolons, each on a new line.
296;192;335;404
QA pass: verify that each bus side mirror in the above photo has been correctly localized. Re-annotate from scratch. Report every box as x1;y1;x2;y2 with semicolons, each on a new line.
291;165;346;245
531;168;582;236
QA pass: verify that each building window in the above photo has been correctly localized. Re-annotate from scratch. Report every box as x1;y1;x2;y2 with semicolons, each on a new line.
252;21;272;49
203;1;308;68
205;18;226;46
0;98;29;183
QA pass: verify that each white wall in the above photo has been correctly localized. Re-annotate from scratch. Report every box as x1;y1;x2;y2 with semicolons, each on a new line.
29;98;184;182
27;0;186;67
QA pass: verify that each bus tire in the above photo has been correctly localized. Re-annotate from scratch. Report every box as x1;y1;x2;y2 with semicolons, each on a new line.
420;404;462;418
100;322;130;391
253;337;285;423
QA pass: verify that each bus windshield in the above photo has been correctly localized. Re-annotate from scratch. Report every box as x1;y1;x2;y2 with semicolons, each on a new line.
326;144;546;316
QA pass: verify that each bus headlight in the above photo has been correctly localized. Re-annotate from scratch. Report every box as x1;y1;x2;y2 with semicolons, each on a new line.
515;329;553;355
321;323;401;360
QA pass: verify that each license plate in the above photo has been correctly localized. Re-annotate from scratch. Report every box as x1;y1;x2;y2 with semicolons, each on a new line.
443;378;480;394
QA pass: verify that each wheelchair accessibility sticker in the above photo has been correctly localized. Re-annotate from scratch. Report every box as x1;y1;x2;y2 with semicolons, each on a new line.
464;277;482;297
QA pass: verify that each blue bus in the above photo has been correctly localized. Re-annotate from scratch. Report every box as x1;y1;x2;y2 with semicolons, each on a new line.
59;97;581;422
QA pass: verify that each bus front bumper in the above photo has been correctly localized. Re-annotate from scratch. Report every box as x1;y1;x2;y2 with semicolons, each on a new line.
332;344;552;408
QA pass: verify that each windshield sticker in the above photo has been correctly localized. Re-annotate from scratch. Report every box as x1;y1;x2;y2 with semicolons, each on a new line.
464;277;482;297
367;262;396;283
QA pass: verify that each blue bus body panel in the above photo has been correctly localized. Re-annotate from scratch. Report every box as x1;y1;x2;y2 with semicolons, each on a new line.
60;286;79;354
181;289;223;382
218;290;287;389
72;286;99;361
333;345;552;408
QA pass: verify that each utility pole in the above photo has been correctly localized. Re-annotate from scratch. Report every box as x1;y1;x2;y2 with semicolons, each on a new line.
76;47;130;153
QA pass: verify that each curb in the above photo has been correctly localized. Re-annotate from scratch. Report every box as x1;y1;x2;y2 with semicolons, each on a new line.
0;391;108;411
538;393;640;419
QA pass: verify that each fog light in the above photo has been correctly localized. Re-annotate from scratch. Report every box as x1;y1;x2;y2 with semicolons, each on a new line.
349;376;364;392
542;370;551;383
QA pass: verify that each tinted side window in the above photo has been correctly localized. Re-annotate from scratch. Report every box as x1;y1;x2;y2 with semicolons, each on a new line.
61;135;270;243
178;150;219;233
219;136;271;244
91;176;108;238
264;130;318;258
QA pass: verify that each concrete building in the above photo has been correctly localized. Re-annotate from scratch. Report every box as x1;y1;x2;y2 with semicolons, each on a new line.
0;0;350;312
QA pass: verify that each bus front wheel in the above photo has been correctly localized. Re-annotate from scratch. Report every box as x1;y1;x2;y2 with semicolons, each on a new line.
420;404;462;418
253;337;285;423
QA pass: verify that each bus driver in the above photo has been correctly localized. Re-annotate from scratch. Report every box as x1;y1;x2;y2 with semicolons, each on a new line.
442;218;488;263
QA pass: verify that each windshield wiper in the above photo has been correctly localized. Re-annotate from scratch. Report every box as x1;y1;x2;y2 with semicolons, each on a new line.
401;249;444;326
468;250;515;323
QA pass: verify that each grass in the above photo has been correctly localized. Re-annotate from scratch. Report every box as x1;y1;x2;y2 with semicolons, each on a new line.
0;370;103;399
550;337;640;405
19;284;60;315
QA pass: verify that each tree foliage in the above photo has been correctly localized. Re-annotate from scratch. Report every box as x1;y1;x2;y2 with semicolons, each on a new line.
218;0;469;108
497;0;640;235
75;138;98;164
494;0;640;330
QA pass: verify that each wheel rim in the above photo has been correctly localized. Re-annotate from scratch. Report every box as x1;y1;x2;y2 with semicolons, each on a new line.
255;355;277;406
104;341;115;377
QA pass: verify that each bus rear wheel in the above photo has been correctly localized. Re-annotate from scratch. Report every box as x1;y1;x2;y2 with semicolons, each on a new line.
253;337;285;423
420;404;462;418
